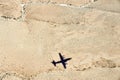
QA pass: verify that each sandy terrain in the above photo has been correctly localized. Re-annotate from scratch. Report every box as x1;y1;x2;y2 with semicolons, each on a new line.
0;0;120;80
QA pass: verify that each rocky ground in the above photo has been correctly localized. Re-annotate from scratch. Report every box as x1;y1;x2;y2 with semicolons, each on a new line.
0;0;120;80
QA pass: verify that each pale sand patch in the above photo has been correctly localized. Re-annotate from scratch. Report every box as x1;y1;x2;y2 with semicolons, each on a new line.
88;0;120;13
29;0;92;6
0;0;21;19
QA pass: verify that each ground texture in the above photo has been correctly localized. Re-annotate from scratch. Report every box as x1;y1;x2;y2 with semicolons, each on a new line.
0;0;120;80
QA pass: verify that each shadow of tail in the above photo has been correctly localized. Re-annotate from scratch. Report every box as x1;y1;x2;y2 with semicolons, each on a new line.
51;60;56;66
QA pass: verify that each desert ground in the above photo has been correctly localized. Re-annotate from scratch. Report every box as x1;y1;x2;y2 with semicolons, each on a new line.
0;0;120;80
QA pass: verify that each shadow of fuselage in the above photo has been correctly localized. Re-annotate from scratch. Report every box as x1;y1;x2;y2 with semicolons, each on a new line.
51;53;72;69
